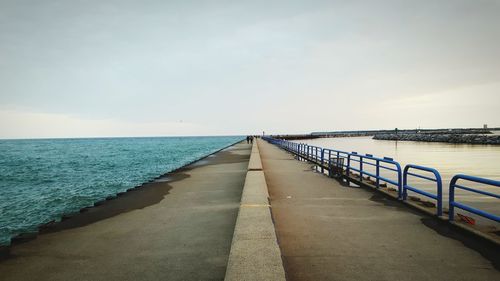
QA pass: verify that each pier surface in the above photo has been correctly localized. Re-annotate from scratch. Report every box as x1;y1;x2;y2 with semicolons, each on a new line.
0;142;251;281
258;139;499;281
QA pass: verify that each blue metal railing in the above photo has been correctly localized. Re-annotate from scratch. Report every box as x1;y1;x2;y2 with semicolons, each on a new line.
403;164;443;216
449;175;500;223
264;137;403;198
346;152;403;198
322;148;349;174
263;136;500;225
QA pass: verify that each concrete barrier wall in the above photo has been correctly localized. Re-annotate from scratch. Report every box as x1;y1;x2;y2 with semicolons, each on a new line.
247;141;263;171
224;141;286;281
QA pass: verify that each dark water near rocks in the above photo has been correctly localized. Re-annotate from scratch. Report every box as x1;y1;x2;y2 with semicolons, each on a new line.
0;136;242;245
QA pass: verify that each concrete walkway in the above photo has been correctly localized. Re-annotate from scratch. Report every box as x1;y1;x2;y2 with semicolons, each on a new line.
259;139;499;281
0;142;251;281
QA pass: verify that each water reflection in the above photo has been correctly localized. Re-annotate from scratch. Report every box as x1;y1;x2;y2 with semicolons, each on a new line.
300;136;500;182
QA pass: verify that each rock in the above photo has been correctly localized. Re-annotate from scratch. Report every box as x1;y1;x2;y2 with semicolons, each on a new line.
409;196;421;202
421;201;436;208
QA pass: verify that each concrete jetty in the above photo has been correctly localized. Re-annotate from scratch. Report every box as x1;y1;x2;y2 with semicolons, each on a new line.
0;142;251;281
258;139;499;280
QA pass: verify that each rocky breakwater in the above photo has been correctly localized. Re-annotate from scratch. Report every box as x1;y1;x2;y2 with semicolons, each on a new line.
373;133;500;145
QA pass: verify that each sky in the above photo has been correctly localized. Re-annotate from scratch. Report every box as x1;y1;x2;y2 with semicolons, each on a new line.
0;0;499;138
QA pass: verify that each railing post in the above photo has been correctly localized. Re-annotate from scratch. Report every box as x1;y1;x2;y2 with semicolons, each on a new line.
337;151;342;176
397;166;403;199
328;158;332;177
346;154;351;180
449;179;456;221
402;166;408;200
329;150;334;177
359;156;363;183
437;175;443;216
376;159;380;188
320;149;325;173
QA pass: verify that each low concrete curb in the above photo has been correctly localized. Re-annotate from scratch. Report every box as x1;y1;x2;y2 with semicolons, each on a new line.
247;141;263;171
224;141;286;281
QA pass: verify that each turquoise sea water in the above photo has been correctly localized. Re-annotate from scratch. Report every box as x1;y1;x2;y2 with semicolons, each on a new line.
0;136;242;245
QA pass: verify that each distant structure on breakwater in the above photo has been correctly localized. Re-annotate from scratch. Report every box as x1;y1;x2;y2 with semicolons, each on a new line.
274;127;500;143
374;133;500;144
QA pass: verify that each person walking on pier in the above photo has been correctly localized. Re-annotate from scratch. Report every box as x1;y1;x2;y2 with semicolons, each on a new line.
246;136;250;144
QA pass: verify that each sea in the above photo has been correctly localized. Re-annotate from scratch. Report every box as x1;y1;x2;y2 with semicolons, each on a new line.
0;136;243;245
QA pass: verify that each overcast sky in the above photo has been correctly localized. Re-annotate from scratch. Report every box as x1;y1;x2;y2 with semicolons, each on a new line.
1;0;499;138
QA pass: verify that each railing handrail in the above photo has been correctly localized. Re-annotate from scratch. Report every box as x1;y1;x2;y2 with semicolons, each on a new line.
346;152;403;198
403;164;443;216
449;174;500;222
348;152;402;165
322;148;350;155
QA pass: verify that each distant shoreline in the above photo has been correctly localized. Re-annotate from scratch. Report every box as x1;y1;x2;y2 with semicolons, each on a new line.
373;133;500;145
273;128;500;141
